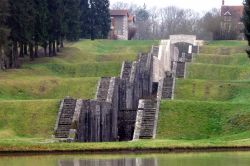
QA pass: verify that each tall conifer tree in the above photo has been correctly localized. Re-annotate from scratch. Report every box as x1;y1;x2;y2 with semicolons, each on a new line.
80;0;91;38
34;0;49;56
0;0;10;69
64;0;80;41
243;0;250;57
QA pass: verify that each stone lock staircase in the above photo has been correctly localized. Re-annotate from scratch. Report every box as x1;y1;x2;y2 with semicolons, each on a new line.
162;72;175;99
121;62;132;80
176;61;186;78
152;46;159;56
133;99;157;139
54;98;77;138
96;77;111;101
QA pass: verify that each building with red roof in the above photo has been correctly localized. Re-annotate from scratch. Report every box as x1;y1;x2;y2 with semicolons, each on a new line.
220;0;244;39
109;10;136;40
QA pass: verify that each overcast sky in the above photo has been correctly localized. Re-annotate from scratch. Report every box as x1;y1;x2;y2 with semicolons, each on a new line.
110;0;243;12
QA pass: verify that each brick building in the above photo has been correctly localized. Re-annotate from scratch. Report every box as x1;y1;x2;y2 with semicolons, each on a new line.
220;0;244;39
109;10;136;40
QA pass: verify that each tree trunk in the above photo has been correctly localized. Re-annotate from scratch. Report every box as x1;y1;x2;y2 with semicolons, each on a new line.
49;41;52;57
60;36;64;48
56;40;60;52
0;45;3;70
24;44;28;56
91;27;95;40
29;43;34;61
52;40;56;56
12;41;20;68
43;42;48;57
19;43;24;58
34;42;38;58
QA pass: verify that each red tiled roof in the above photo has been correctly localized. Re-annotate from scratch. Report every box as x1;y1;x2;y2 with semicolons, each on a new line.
221;5;244;22
110;10;128;16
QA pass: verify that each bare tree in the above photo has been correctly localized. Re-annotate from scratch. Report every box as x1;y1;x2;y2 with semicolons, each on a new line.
199;8;222;40
158;6;200;38
111;2;139;14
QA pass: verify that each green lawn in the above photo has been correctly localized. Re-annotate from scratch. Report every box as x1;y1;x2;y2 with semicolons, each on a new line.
158;100;250;140
194;53;250;66
174;79;250;102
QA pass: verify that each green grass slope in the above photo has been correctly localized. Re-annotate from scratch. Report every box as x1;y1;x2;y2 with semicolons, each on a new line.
158;40;250;141
0;100;58;138
158;100;250;140
175;79;250;102
0;40;158;139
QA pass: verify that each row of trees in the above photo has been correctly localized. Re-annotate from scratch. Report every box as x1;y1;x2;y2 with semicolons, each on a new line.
112;2;236;40
0;0;111;70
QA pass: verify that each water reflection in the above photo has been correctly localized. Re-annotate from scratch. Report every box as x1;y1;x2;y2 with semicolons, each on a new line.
1;152;250;166
58;158;157;166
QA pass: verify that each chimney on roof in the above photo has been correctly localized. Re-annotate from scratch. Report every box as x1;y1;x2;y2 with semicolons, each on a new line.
222;0;225;5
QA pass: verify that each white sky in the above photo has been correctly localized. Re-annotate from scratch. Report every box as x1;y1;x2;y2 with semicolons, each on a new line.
110;0;243;12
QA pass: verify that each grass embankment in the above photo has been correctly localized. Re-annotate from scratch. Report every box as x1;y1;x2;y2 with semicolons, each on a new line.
2;40;250;153
157;40;250;143
0;40;158;142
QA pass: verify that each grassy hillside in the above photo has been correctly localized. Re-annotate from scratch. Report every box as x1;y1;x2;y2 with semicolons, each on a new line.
1;39;250;149
157;40;250;140
158;100;250;140
0;40;158;139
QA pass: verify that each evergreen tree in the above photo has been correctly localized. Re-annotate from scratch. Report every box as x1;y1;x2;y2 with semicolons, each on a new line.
64;0;81;41
8;0;23;66
89;0;96;40
1;0;111;69
47;0;61;56
34;0;49;57
80;0;91;38
89;0;111;40
98;0;111;38
0;0;10;69
23;0;36;61
243;0;250;57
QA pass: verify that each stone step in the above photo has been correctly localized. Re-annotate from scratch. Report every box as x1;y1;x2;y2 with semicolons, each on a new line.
58;121;73;125
121;62;132;80
138;103;157;139
57;124;71;127
55;98;76;139
96;77;111;101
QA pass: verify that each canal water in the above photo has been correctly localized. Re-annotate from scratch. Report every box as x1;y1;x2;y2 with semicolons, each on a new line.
1;152;250;166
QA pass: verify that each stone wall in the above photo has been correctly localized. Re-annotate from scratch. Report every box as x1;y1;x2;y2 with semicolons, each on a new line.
170;35;196;45
118;110;137;141
76;100;113;142
118;53;154;141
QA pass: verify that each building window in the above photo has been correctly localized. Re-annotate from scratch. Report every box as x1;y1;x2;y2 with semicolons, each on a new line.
224;15;232;22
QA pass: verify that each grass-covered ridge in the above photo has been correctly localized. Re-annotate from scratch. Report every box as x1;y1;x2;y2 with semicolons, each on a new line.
158;100;250;139
157;40;250;141
1;40;250;152
0;40;158;140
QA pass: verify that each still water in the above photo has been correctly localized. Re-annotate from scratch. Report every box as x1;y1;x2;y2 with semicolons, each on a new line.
1;152;250;166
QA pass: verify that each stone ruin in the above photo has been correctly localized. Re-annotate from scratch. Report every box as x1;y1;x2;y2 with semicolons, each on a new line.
54;34;202;142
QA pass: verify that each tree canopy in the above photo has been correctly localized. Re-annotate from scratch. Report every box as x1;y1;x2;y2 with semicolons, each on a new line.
0;0;111;70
